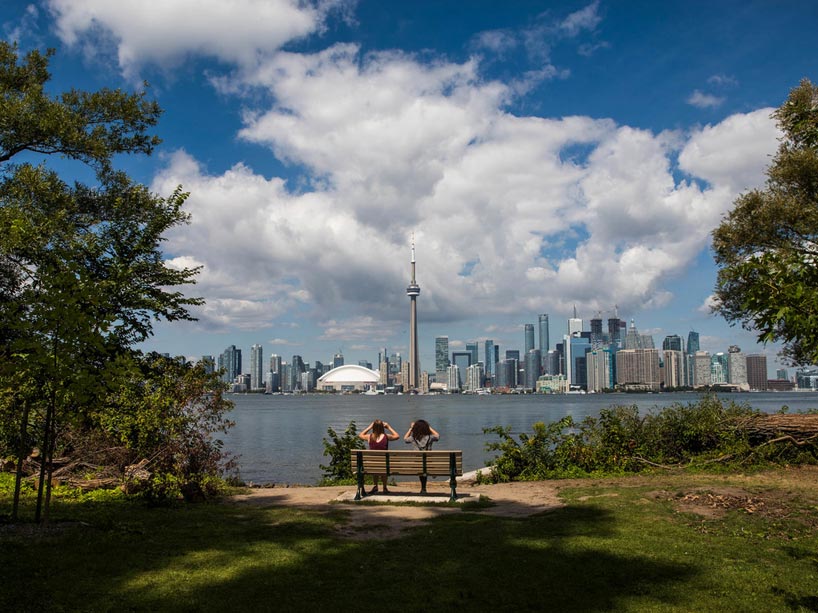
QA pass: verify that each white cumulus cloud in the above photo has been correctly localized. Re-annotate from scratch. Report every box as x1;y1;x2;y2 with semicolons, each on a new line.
47;0;332;78
148;45;780;335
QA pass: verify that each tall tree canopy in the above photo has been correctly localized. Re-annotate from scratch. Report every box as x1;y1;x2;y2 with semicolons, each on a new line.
712;79;818;365
0;42;204;521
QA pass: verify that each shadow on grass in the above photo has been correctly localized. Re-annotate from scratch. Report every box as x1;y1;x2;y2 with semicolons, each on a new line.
2;496;699;612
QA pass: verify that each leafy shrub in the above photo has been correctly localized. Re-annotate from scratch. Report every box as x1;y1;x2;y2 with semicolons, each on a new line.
320;421;364;482
482;396;808;482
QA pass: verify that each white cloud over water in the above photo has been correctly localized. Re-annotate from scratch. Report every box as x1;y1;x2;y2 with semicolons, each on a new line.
49;1;783;342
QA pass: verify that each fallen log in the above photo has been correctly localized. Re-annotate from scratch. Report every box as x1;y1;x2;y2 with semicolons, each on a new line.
734;414;818;441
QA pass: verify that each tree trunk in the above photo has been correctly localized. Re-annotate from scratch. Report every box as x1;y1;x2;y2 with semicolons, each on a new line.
11;397;30;522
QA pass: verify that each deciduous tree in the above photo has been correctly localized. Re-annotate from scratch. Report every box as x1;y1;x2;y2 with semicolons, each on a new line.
0;42;202;521
712;79;818;365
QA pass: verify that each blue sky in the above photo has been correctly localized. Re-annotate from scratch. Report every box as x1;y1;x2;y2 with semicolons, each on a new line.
2;1;817;374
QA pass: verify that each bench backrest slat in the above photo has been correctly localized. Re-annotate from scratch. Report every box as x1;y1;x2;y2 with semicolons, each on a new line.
351;449;463;476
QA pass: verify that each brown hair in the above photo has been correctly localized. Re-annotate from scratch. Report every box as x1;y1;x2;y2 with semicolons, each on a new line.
371;419;385;436
411;419;431;439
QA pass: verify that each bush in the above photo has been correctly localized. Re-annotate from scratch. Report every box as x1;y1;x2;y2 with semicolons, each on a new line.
482;396;799;482
320;421;364;483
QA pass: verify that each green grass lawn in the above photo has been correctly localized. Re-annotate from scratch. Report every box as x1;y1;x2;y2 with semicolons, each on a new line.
2;471;817;612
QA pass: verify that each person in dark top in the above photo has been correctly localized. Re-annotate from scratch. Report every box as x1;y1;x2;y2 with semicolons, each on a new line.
358;419;399;493
403;419;440;494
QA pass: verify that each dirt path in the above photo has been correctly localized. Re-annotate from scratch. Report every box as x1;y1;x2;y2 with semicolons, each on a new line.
229;466;818;540
230;480;564;539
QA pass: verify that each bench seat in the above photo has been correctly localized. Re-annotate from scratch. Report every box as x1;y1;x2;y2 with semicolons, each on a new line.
351;449;463;501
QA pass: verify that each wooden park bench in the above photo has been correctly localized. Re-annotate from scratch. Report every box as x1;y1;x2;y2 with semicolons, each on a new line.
351;449;463;502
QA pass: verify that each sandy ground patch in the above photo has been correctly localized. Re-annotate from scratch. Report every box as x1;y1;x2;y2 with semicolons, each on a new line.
229;466;818;539
230;479;564;539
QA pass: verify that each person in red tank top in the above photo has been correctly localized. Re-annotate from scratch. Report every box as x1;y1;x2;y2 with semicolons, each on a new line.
358;420;399;493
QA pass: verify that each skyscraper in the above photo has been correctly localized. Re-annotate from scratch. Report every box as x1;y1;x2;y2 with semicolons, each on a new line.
607;312;623;346
221;345;241;384
434;336;449;380
524;323;535;353
484;339;495;383
466;342;479;367
406;238;421;390
747;354;768;390
687;330;700;354
250;344;263;390
524;349;541;390
662;335;683;352
568;306;583;336
538;314;549;364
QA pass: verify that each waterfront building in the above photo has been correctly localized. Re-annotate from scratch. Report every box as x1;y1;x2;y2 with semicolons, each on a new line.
568;335;591;389
727;346;748;389
711;353;728;384
568;306;583;336
524;323;535;354
379;358;389;387
590;315;603;339
746;354;768;390
269;354;282;375
796;367;818;390
587;347;615;392
406;238;421;390
687;330;700;354
452;351;472;382
776;368;789;380
524;349;541;390
250;344;263;390
389;353;401;375
465;363;483;392
291;355;305;391
317;364;380;392
616;348;660;391
466;342;479;367
420;371;430;394
495;358;517;389
538;314;550;363
358;360;372;369
662;335;683;352
483;340;495;382
607;314;623;347
662;350;684;389
537;373;569;393
545;349;560;376
693;351;711;388
332;353;344;369
624;320;641;350
220;345;241;384
200;355;214;375
447;364;461;392
400;360;410;391
435;336;450;380
301;370;315;392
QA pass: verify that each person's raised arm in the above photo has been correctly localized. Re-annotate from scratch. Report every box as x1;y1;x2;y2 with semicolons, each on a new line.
404;422;415;442
429;425;440;441
384;422;400;441
358;421;374;441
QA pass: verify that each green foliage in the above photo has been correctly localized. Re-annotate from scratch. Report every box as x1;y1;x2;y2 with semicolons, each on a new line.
712;79;818;365
0;41;204;518
481;397;797;482
320;421;364;482
100;353;235;502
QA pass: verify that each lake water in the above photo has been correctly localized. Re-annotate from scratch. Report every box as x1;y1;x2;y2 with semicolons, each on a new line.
222;392;818;485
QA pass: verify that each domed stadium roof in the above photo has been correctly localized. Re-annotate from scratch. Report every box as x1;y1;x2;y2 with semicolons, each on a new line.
317;364;380;384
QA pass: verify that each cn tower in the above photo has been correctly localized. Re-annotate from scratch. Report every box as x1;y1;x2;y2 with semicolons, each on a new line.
406;236;420;391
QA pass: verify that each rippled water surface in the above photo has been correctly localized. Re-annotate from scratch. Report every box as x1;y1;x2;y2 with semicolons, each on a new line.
222;391;818;484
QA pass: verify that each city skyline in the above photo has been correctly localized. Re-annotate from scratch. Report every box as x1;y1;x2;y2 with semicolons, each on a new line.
2;2;816;373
